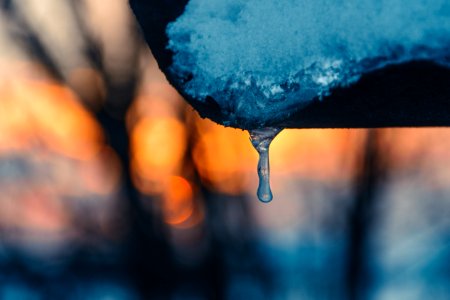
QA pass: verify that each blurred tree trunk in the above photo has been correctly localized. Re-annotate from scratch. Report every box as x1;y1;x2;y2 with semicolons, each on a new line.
346;129;388;300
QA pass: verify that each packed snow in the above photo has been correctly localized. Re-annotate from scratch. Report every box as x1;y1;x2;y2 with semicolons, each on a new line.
167;0;450;127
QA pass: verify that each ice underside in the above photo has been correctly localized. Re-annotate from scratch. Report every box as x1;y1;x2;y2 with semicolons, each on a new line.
167;0;450;127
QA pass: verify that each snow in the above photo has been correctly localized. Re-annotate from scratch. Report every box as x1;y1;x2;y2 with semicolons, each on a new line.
167;0;450;127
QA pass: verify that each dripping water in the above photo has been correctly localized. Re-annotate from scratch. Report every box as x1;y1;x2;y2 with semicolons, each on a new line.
249;127;282;203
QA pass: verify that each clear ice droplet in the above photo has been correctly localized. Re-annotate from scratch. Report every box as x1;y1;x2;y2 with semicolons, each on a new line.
249;127;282;203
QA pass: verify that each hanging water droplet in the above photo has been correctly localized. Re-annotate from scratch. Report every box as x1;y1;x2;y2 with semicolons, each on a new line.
249;127;282;203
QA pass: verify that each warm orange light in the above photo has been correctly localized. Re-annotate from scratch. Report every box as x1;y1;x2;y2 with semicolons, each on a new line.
0;79;104;160
126;94;180;130
192;114;366;195
0;86;34;151
193;118;256;195
270;129;364;181
131;117;187;193
162;176;194;226
378;128;450;186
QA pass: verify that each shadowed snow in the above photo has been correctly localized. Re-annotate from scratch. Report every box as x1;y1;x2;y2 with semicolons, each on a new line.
167;0;450;126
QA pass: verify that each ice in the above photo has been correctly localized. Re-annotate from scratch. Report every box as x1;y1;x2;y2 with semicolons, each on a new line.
249;128;282;203
167;0;450;127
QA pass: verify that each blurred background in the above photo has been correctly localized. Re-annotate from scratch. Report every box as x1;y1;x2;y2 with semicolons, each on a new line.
0;0;450;299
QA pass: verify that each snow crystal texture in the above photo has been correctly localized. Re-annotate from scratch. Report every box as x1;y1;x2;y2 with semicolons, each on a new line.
167;0;450;126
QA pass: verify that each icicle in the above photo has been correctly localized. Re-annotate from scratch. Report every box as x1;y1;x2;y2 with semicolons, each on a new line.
249;127;282;203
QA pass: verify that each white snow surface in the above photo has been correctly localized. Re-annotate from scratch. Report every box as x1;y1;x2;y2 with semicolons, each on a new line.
167;0;450;126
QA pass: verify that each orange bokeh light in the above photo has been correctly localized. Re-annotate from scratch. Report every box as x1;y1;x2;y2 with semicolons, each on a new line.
162;176;195;226
126;94;181;129
193;117;256;195
270;128;365;181
131;116;187;194
0;79;104;160
192;116;364;194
